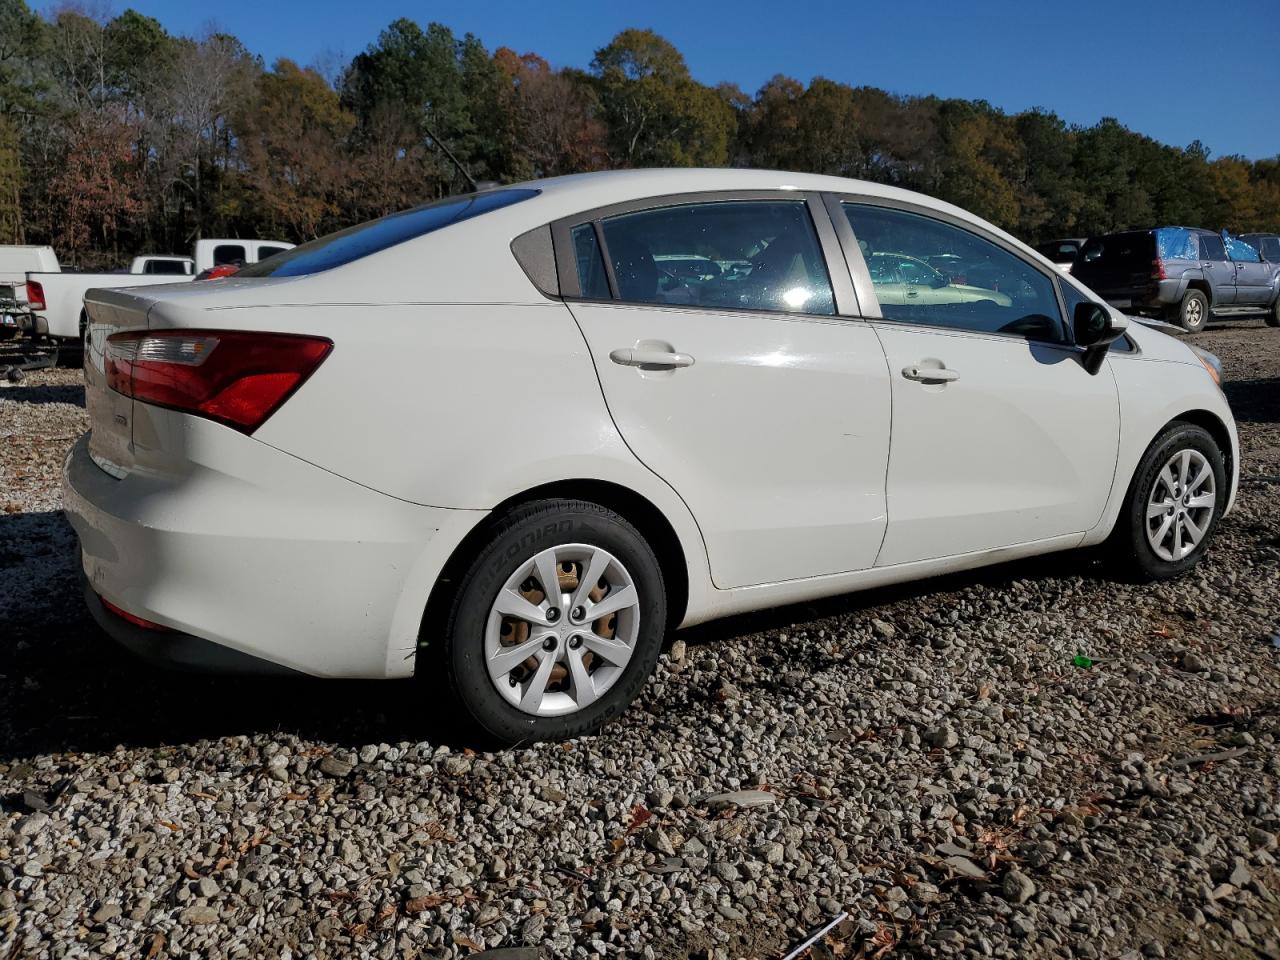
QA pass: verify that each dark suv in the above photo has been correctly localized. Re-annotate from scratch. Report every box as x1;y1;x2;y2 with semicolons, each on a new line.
1073;226;1280;332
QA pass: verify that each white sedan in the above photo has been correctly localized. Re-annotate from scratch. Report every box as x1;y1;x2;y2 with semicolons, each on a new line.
64;169;1238;743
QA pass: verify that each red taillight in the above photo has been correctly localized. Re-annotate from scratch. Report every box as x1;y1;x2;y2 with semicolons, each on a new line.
105;329;332;434
100;596;172;632
196;264;240;281
26;279;45;311
1151;258;1167;281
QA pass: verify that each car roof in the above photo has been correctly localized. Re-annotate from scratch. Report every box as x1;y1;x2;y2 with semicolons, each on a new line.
504;167;981;227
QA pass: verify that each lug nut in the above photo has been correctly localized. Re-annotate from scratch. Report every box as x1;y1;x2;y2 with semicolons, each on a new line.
569;635;583;649
542;637;557;651
546;608;561;623
571;605;586;622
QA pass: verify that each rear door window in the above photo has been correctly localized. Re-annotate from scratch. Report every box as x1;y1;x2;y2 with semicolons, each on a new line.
1198;234;1227;261
1262;238;1280;261
593;200;835;316
257;245;288;260
238;189;539;278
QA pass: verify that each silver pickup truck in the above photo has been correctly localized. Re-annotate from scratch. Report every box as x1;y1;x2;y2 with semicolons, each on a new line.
1072;226;1280;332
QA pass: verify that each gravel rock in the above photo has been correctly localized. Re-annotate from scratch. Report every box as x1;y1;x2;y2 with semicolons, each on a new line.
2;327;1279;959
1002;868;1036;904
703;789;776;811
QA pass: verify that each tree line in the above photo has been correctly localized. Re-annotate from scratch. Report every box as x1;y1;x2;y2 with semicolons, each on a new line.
1;4;1276;269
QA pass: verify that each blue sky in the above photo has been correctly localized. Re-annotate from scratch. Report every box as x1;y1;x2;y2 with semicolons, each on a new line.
40;0;1280;160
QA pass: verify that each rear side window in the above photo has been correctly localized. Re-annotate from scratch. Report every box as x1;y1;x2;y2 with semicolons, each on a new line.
214;244;246;266
843;202;1064;342
238;189;540;278
1198;234;1227;261
572;224;610;299
594;200;835;316
257;245;288;259
1262;238;1280;262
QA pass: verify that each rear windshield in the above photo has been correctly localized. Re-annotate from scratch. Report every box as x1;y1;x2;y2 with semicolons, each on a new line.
1079;232;1154;269
238;189;540;278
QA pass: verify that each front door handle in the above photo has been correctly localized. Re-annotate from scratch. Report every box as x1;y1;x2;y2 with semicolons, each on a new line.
902;365;959;383
609;348;695;369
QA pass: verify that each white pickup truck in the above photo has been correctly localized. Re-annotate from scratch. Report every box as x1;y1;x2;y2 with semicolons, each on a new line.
24;237;293;341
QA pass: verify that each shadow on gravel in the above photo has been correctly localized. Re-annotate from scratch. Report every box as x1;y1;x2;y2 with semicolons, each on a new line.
0;510;460;762
676;548;1091;650
0;382;85;407
0;506;1102;763
1223;375;1280;424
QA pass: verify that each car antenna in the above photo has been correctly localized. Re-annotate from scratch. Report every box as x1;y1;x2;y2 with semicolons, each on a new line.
423;122;479;193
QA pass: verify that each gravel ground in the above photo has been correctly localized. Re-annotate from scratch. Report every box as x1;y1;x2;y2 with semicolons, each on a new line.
1;323;1278;960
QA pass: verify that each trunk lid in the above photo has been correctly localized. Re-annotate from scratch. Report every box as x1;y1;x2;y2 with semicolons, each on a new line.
83;288;156;477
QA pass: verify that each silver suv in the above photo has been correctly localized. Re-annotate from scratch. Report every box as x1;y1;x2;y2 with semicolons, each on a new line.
1073;227;1280;332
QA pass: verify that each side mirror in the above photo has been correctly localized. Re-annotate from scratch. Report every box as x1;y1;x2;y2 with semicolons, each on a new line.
1074;301;1127;375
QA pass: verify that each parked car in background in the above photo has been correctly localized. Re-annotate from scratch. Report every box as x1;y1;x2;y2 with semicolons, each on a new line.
1240;233;1280;264
1034;238;1086;273
25;237;293;343
64;170;1238;744
129;255;194;276
0;245;58;340
1073;226;1280;331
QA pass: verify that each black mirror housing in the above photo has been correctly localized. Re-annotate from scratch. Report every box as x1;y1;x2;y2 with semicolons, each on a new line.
1074;302;1123;375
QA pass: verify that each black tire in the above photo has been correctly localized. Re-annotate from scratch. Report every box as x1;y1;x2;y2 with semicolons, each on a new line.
1266;298;1280;328
436;498;667;744
1107;422;1225;581
1176;289;1209;332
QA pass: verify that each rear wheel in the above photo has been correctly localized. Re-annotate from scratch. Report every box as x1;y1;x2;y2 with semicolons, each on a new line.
1266;298;1280;328
1177;289;1209;332
436;499;666;744
1107;423;1225;580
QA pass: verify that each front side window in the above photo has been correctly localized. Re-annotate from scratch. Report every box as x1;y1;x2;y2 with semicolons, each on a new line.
1226;237;1262;263
842;202;1064;342
595;200;835;316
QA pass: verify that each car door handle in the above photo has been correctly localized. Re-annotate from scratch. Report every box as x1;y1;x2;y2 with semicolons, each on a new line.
609;348;695;368
902;365;959;383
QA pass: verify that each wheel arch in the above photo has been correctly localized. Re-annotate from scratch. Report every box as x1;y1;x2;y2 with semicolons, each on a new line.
1184;279;1212;304
415;478;692;670
1168;409;1235;501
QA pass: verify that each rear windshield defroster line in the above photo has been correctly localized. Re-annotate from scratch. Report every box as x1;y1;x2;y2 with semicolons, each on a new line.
237;189;540;278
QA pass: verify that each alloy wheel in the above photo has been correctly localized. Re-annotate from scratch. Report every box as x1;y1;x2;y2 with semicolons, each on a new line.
484;544;641;717
1145;448;1216;562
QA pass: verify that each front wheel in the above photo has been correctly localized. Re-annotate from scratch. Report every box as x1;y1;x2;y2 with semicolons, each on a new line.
1107;423;1225;580
437;499;667;744
1266;298;1280;328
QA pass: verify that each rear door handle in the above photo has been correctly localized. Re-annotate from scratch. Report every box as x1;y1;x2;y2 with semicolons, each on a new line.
609;348;695;368
902;365;959;383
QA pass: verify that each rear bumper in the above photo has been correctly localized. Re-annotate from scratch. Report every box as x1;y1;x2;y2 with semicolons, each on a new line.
83;575;303;674
63;427;485;678
1094;282;1178;314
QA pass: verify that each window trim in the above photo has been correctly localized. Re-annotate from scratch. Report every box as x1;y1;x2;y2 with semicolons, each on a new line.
550;190;861;319
824;193;1073;347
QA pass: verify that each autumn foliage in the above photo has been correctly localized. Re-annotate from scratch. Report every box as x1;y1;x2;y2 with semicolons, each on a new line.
0;5;1276;268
